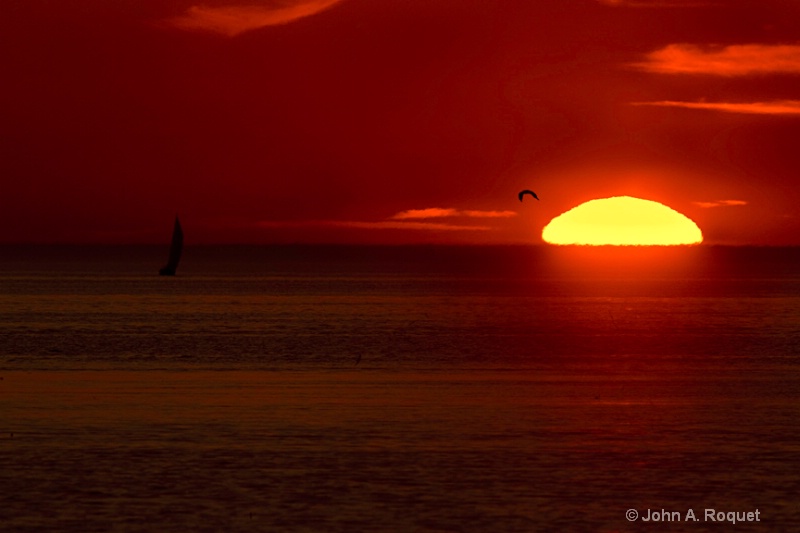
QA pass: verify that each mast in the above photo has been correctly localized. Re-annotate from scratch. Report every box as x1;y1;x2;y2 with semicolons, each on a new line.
158;216;183;276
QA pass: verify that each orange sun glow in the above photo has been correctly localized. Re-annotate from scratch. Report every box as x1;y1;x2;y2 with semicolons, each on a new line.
542;196;703;246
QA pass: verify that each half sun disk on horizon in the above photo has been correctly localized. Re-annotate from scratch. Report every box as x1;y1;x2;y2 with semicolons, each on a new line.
542;196;703;245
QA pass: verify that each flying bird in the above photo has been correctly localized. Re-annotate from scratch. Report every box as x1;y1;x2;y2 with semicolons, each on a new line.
518;190;539;202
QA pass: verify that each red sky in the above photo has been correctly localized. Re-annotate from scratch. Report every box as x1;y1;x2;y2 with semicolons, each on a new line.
2;0;799;245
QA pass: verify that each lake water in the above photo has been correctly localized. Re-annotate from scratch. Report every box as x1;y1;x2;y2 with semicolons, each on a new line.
1;245;799;531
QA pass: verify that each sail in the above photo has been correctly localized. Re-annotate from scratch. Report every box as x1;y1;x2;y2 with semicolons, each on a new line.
158;216;183;276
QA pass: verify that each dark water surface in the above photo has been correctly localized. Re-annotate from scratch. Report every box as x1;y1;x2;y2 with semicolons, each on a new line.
1;245;799;531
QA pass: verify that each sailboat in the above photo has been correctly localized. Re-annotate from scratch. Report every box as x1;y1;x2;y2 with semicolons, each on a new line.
159;216;183;276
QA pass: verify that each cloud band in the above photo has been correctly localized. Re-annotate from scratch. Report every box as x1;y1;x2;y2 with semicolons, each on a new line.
633;100;800;115
634;43;800;76
693;200;748;208
166;0;342;37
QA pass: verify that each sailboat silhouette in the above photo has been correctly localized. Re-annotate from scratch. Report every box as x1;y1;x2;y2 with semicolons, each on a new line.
159;216;183;276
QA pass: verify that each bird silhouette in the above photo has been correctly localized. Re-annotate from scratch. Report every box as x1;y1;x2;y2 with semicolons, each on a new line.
518;189;539;201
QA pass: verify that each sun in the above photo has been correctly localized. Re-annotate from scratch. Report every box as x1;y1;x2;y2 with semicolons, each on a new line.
542;196;703;246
